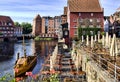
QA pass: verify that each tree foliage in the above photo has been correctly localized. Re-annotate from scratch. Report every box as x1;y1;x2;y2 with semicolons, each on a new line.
21;22;32;34
78;27;101;39
14;22;32;34
14;22;21;27
84;18;90;27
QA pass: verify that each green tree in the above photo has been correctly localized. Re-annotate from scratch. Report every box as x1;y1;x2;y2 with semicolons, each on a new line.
14;22;21;27
21;22;32;34
78;27;83;39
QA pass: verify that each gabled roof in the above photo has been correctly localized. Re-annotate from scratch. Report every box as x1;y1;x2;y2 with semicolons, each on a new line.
68;0;103;12
0;15;14;23
117;7;120;12
64;7;67;15
34;14;41;20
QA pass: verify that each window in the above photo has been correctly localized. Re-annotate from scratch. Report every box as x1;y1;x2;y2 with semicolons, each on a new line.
90;19;93;22
79;19;83;22
9;23;12;26
81;25;85;28
73;19;77;22
97;25;101;28
97;19;100;22
74;30;78;35
73;25;77;28
79;13;81;16
91;13;93;16
65;31;68;35
5;22;7;25
89;25;93;27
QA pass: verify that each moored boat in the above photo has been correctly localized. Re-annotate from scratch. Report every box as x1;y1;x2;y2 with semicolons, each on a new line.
14;53;37;77
14;35;37;77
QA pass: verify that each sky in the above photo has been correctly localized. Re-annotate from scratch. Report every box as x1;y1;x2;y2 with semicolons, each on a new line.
0;0;119;24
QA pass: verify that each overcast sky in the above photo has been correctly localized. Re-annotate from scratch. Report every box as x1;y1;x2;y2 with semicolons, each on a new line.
0;0;119;24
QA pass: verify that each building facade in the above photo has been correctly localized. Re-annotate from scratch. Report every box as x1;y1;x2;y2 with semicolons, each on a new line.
61;7;67;24
41;16;62;36
32;14;42;36
41;17;46;33
33;14;62;37
0;15;15;41
67;0;104;38
107;7;120;37
54;16;62;35
42;16;52;33
14;27;23;36
48;18;55;33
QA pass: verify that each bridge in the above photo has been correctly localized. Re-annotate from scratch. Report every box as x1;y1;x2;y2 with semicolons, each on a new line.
16;33;58;40
38;33;57;38
16;34;35;40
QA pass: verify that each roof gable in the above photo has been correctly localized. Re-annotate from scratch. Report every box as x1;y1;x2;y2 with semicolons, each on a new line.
0;15;14;25
64;7;67;15
68;0;103;12
34;14;41;20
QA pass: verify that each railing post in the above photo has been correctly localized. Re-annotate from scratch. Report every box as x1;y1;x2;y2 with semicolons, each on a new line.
114;63;117;82
99;55;100;67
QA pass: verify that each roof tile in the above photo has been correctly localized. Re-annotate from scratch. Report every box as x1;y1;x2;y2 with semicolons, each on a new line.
68;0;103;12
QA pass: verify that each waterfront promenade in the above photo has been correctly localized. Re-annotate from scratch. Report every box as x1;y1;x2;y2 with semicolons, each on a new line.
17;41;87;82
39;43;87;82
13;34;120;82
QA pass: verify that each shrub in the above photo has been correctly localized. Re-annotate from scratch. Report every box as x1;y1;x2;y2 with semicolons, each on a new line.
78;27;101;39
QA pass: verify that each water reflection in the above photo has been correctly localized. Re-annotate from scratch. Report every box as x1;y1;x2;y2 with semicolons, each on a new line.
0;40;57;79
0;42;14;61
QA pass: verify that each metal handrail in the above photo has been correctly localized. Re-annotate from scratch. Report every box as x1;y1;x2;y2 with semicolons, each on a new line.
84;50;120;82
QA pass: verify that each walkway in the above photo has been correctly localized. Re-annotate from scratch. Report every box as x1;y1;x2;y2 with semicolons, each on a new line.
39;43;87;82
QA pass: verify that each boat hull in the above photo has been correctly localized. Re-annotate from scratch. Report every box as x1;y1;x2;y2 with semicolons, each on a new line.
14;56;37;77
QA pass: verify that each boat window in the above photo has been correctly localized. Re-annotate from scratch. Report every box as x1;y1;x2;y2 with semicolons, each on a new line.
16;64;22;68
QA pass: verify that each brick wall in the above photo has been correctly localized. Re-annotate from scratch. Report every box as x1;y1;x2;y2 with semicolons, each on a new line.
69;12;104;38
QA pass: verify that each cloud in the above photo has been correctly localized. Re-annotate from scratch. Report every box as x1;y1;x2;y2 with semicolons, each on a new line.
100;0;120;15
0;0;67;12
0;0;119;23
0;0;67;23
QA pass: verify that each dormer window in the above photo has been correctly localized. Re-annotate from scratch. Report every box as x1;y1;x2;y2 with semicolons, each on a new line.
5;22;7;25
9;23;12;26
91;13;93;16
79;13;81;16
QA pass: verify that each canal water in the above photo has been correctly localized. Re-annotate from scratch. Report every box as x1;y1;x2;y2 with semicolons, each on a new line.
0;39;57;78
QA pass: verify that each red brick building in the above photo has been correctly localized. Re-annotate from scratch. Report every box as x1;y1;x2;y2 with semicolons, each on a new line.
61;7;67;24
0;15;15;41
32;14;42;36
14;26;23;36
67;0;104;38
